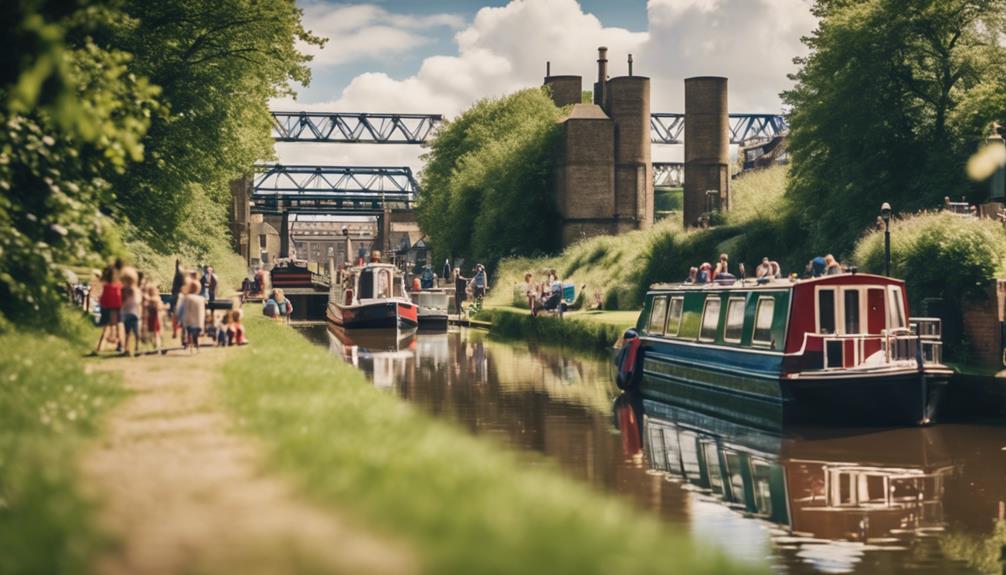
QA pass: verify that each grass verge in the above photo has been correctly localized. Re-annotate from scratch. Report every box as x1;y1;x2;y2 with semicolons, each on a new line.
220;315;750;575
0;311;124;575
479;306;638;354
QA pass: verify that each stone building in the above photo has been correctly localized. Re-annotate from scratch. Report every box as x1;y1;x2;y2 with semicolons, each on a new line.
545;47;653;246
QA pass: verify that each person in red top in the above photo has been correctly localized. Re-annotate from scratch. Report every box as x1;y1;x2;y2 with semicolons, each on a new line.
94;264;124;353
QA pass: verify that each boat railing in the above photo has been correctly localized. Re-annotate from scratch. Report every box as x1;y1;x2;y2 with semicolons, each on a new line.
818;329;943;371
909;317;941;339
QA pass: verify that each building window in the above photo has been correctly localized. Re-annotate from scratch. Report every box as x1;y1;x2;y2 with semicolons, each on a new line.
752;297;776;346
259;234;267;249
699;297;721;342
648;296;668;334
723;297;746;343
665;297;684;336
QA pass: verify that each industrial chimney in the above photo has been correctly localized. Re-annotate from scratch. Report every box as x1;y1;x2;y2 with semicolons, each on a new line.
594;46;608;109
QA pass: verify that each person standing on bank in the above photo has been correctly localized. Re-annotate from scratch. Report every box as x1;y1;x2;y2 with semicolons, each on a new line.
471;264;488;302
94;264;123;354
442;259;452;287
178;279;206;352
205;266;218;303
453;268;468;318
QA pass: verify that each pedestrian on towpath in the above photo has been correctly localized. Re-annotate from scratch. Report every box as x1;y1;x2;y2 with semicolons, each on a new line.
204;266;218;303
471;264;488;301
453;268;468;318
442;259;452;287
120;267;141;356
94;264;123;354
177;279;206;353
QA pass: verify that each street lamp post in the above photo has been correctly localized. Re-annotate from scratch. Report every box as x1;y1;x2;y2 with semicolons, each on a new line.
880;202;892;276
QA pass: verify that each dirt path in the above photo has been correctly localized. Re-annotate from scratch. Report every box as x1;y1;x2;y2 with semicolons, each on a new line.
82;347;414;575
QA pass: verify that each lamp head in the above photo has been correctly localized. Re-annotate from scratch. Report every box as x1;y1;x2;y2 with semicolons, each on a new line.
880;202;892;222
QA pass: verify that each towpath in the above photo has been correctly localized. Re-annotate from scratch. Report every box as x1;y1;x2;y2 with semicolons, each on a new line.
81;346;414;575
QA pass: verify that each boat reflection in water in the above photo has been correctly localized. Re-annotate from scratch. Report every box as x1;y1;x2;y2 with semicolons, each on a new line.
615;394;1006;573
302;325;1006;574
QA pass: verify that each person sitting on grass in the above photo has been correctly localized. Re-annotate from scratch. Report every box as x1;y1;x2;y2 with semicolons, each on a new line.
229;309;247;346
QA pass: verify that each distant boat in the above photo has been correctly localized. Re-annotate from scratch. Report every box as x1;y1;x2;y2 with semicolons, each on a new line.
616;273;952;428
327;263;418;329
410;289;450;330
269;258;330;291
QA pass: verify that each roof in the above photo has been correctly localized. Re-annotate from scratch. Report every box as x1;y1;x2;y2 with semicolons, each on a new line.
648;272;904;292
561;103;610;121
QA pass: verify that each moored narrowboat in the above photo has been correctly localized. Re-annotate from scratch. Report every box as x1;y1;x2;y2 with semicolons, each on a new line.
328;263;418;329
619;273;952;428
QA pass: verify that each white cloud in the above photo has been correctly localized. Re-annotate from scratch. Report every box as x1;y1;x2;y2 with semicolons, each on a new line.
299;3;465;67
278;0;818;167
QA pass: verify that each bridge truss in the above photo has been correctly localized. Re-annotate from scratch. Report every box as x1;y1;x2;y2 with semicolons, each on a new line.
653;162;685;188
250;165;419;214
271;111;443;144
650;114;788;145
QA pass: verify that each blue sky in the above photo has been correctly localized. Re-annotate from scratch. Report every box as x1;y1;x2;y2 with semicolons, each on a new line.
296;1;649;103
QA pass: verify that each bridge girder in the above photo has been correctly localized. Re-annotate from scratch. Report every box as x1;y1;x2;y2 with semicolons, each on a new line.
652;162;685;188
271;111;443;144
650;113;788;145
251;164;419;216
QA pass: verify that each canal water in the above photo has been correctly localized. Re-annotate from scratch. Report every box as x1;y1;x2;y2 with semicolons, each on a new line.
300;325;1006;575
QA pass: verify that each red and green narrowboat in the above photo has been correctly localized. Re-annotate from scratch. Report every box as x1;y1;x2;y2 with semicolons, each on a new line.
619;274;952;428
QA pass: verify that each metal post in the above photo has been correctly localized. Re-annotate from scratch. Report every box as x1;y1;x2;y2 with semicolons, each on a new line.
884;221;891;277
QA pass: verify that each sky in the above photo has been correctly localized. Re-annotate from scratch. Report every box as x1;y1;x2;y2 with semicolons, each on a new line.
274;0;818;169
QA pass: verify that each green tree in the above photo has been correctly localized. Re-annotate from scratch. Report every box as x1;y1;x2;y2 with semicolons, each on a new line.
109;0;321;252
0;4;159;328
418;88;564;270
784;0;1006;255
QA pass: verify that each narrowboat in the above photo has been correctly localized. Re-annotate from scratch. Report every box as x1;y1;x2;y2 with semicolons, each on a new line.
409;289;450;330
327;263;418;329
269;258;330;291
618;274;952;428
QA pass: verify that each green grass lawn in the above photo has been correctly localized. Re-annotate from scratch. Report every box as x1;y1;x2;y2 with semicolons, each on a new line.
0;313;124;575
220;316;753;575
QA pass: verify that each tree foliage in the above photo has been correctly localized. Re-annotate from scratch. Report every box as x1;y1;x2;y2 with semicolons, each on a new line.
417;88;564;270
0;0;318;328
784;0;1006;255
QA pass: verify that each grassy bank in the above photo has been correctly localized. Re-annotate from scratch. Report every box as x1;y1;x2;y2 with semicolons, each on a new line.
220;315;749;575
480;306;639;354
487;165;792;311
0;313;124;574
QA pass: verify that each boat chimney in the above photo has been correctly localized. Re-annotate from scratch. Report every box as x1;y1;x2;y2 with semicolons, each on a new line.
628;53;633;76
546;60;551;77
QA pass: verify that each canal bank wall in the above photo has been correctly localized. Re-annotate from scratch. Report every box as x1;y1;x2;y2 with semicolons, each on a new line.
225;315;744;575
477;307;638;355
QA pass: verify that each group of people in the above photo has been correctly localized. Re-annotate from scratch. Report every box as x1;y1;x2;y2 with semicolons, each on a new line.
451;264;488;316
91;258;246;356
522;269;567;316
94;261;166;356
683;252;846;285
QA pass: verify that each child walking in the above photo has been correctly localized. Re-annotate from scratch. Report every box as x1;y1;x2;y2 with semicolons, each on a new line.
144;284;164;354
94;264;123;354
120;267;141;356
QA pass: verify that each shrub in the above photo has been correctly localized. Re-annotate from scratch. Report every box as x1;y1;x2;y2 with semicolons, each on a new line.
852;212;1006;308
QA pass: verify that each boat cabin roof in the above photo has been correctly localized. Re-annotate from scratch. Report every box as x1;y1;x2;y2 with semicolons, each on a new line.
648;273;905;294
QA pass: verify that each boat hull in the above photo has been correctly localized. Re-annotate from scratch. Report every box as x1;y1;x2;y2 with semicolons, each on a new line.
327;300;418;329
639;338;949;429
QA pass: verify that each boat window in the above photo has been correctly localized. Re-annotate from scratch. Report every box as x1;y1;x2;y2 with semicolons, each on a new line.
393;276;404;298
817;289;836;334
752;297;775;345
701;440;724;495
678;431;702;483
358;270;374;299
648;296;668;334
844;289;861;334
888;286;906;329
699;298;721;341
665;297;684;336
377;270;391;298
723;297;746;343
